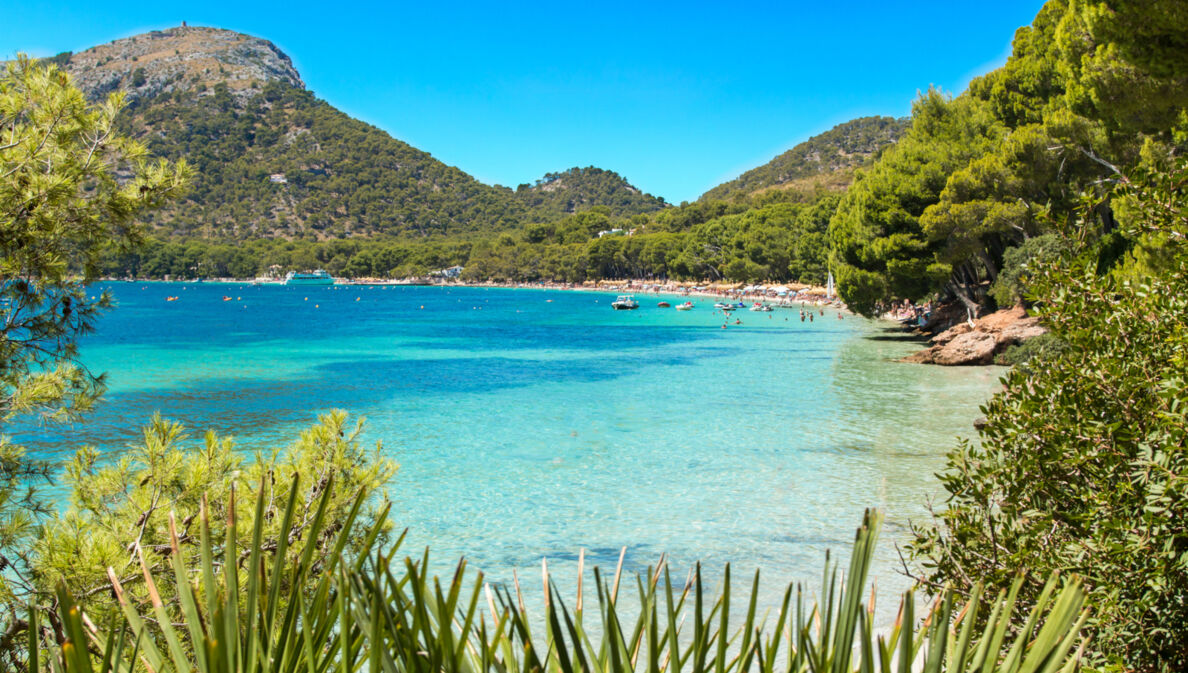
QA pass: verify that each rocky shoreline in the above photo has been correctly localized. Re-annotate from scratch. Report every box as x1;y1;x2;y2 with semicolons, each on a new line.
902;304;1046;366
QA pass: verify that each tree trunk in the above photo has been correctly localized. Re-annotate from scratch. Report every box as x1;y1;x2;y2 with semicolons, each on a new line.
948;281;981;322
975;247;999;282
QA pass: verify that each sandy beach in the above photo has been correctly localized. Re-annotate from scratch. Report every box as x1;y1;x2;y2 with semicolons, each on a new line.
344;277;849;309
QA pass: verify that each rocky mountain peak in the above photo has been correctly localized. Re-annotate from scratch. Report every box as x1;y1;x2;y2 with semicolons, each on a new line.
59;25;304;102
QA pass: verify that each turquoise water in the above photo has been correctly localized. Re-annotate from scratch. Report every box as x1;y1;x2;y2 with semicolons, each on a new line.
17;282;1002;622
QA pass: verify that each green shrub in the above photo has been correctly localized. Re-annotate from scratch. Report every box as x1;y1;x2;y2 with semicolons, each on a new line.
26;411;395;630
988;234;1071;307
992;332;1065;366
45;508;1090;673
911;162;1188;672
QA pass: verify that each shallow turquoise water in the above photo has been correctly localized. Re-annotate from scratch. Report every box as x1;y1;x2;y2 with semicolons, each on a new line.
18;282;1003;622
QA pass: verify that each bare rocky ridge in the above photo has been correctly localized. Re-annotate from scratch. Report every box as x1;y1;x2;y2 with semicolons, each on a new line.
903;304;1047;366
60;26;303;102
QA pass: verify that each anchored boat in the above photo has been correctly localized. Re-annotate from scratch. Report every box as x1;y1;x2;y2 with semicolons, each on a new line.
283;270;335;286
611;295;639;310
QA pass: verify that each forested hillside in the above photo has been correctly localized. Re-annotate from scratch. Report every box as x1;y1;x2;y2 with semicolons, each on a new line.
34;24;856;282
118;81;526;238
700;116;907;202
514;167;667;219
46;26;665;240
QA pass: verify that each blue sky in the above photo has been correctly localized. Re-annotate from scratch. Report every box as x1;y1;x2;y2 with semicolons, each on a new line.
4;1;1046;203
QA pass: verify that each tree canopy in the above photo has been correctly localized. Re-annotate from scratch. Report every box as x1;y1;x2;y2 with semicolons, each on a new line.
828;0;1188;317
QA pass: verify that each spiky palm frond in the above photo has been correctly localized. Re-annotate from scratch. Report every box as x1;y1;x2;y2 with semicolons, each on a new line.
45;493;1088;673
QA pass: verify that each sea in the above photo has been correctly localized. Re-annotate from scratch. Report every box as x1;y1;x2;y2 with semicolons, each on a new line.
16;282;1003;624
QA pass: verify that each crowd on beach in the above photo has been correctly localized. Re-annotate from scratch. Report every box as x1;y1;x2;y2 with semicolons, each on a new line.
417;278;848;308
885;298;934;326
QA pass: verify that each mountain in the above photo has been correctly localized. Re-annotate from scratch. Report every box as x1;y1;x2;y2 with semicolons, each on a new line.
51;26;303;103
45;26;663;239
514;167;668;220
700;116;908;202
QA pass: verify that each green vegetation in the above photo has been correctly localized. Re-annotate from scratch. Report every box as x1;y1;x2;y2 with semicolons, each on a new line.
0;56;187;617
515;167;668;219
41;502;1091;673
40;36;887;285
910;163;1188;672
701;116;907;203
97;192;839;284
31;411;394;625
91;80;852;285
119;81;526;239
828;0;1188;317
96;81;667;241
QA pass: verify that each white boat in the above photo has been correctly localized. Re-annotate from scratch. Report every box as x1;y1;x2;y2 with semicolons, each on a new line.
611;295;639;310
283;270;335;286
675;301;694;311
749;302;773;312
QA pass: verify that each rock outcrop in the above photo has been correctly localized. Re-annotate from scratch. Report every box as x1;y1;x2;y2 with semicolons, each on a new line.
60;26;304;103
903;304;1046;366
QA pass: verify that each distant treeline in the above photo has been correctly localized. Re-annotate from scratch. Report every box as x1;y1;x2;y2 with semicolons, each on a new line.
104;191;839;284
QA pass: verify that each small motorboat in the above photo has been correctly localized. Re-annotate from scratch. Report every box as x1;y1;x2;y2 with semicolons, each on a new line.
714;302;734;311
675;301;694;311
611;295;639;310
749;302;773;312
657;301;671;307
